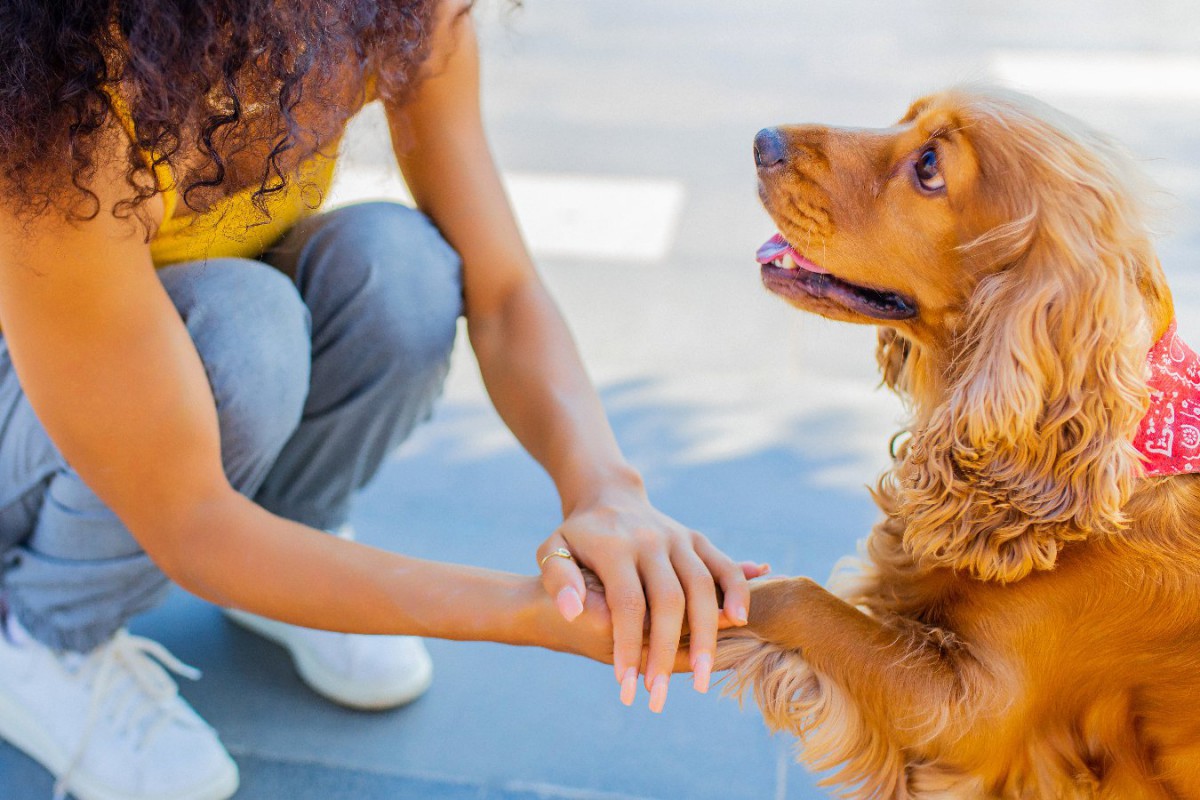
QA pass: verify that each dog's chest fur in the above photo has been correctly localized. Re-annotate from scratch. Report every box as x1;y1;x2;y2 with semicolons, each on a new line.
845;481;1200;798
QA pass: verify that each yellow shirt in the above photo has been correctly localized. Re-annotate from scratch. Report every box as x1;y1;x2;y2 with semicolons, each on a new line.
149;153;337;267
109;90;337;267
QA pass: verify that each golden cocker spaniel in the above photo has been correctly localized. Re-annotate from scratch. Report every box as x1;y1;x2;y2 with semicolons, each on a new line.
717;88;1200;798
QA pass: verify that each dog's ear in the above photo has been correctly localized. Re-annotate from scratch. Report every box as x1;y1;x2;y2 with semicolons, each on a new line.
876;327;911;394
898;105;1163;582
876;327;942;409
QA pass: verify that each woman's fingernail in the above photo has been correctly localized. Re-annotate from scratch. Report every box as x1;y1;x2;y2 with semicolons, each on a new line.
556;587;584;621
620;668;638;706
649;675;669;713
692;653;713;694
759;563;771;575
728;603;748;625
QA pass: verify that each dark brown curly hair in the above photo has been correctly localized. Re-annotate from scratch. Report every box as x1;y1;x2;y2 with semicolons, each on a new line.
0;0;442;221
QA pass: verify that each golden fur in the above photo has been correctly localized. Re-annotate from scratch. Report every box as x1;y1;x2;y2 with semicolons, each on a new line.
717;88;1200;798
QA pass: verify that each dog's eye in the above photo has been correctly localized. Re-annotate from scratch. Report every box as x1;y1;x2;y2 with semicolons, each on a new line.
914;147;945;192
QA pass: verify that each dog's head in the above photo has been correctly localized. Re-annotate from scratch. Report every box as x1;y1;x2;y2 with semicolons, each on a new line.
756;88;1173;582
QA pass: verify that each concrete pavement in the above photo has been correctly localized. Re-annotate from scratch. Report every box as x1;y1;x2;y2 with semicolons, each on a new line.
4;1;1200;797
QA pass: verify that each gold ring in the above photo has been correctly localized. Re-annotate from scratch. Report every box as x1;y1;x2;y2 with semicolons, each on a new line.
539;547;574;569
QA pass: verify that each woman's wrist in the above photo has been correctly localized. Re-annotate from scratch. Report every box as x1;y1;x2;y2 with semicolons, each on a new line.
505;575;555;649
504;575;576;654
438;570;554;648
557;459;647;517
513;572;613;662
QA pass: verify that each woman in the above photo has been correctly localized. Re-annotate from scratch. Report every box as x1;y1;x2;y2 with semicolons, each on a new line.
0;1;762;798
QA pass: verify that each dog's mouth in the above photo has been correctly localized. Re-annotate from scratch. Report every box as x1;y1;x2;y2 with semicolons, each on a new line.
756;234;917;321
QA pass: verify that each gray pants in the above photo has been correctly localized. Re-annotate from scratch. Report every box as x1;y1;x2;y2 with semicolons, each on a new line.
0;202;463;652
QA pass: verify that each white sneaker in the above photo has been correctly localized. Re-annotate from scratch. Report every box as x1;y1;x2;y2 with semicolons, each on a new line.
0;615;238;800
224;608;433;711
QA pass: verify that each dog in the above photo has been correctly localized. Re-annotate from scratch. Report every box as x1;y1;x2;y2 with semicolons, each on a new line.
714;88;1200;798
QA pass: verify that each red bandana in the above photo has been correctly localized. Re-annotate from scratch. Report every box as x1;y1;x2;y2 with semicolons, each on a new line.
1133;320;1200;476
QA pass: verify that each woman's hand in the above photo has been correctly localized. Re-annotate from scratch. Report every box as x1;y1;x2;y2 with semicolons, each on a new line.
536;482;768;713
532;567;614;664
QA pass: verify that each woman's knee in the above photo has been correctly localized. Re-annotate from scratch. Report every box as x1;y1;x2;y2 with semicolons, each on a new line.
159;259;312;468
306;202;463;375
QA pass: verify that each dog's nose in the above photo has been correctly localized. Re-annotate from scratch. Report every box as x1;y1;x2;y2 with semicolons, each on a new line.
754;128;787;169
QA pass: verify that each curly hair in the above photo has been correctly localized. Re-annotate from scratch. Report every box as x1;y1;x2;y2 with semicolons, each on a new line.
0;0;441;222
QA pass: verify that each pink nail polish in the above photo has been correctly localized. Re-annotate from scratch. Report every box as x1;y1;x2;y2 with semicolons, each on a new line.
649;675;669;713
692;653;712;694
620;668;638;706
556;587;583;621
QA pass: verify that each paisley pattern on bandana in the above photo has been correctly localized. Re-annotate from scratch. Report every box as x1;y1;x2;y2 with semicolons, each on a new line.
1132;320;1200;476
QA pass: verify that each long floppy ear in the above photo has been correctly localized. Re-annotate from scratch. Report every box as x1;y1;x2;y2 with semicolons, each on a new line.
899;103;1161;583
876;327;912;396
876;326;941;410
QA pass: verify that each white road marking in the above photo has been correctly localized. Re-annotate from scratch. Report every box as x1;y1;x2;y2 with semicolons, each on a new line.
326;164;686;264
503;172;685;263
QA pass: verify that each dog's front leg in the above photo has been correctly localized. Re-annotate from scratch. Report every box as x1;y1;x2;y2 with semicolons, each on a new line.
747;576;962;721
716;577;973;793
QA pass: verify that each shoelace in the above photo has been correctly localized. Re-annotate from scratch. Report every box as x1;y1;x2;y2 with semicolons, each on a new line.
53;631;202;800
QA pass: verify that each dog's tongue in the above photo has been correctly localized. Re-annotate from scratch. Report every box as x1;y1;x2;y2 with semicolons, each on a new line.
756;233;792;264
756;233;829;274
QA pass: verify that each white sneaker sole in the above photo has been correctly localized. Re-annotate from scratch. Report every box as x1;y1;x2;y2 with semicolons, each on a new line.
224;609;433;711
0;687;238;800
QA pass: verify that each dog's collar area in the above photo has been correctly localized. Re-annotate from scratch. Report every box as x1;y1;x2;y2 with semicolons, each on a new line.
1134;319;1200;476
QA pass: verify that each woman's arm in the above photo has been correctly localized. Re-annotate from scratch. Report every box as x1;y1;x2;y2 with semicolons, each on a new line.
0;127;612;663
385;4;758;711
